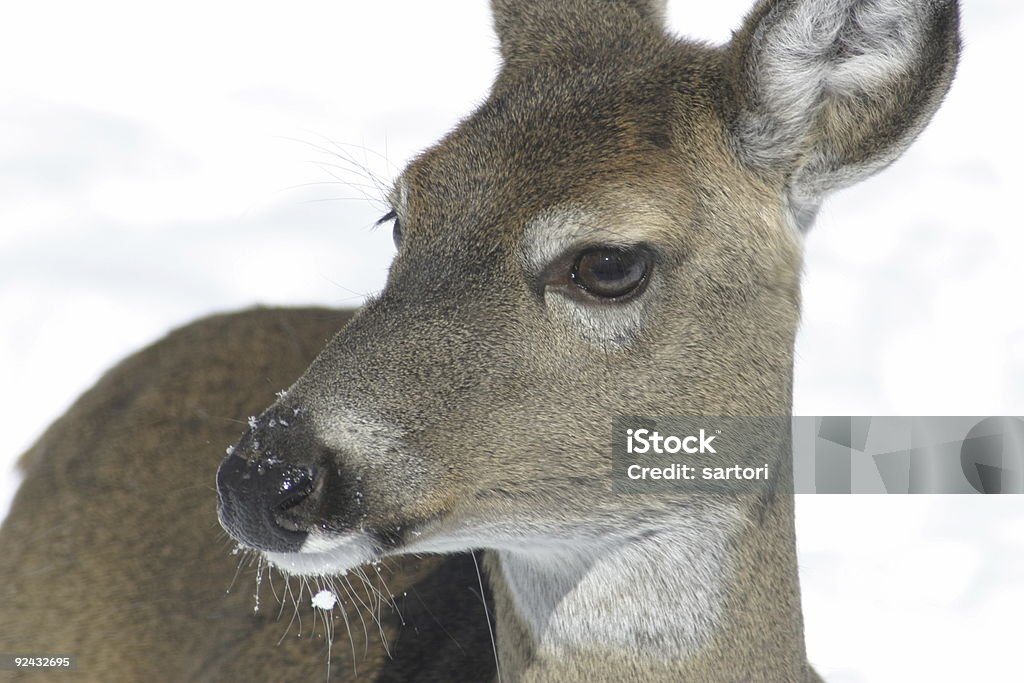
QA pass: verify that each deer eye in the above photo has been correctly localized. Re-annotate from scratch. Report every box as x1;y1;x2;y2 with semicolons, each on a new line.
392;218;402;249
377;210;402;249
571;247;651;300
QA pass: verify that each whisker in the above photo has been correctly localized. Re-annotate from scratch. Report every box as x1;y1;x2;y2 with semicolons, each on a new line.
371;563;404;624
473;551;502;683
318;136;403;176
268;565;282;607
325;575;359;676
253;555;265;613
278;576;302;646
272;568;288;621
306;159;387;205
225;546;247;595
340;574;376;656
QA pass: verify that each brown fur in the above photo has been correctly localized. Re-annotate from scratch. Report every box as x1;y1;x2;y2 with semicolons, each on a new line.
0;309;495;682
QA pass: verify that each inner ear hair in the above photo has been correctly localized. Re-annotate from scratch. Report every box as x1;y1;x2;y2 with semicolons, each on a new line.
725;0;961;230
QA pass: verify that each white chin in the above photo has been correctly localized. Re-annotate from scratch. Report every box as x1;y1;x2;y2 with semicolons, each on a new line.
263;532;376;577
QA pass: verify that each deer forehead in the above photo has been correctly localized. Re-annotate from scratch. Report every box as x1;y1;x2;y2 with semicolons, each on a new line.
388;57;747;245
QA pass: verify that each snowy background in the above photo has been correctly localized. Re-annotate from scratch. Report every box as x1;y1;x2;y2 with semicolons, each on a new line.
2;1;1022;680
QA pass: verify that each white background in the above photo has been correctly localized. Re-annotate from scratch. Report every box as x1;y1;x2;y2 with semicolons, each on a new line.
2;1;1022;680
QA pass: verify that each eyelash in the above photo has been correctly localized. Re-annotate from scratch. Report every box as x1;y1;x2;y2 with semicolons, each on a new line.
377;210;402;248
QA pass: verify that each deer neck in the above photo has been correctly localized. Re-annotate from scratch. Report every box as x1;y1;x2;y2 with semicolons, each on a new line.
483;491;809;682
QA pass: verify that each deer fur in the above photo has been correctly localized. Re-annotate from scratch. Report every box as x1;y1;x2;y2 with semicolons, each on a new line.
0;0;960;681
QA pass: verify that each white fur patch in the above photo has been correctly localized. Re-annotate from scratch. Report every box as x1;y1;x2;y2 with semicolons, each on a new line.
496;510;740;660
309;407;410;468
521;205;672;274
544;292;648;347
264;531;377;577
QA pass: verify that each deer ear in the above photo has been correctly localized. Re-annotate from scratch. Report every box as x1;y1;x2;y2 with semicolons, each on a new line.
726;0;961;231
491;0;667;69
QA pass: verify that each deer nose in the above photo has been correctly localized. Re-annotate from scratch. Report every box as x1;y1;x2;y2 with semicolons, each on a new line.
216;451;320;552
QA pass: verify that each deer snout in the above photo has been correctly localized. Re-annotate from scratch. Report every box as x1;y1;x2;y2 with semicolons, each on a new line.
216;408;327;552
216;452;322;552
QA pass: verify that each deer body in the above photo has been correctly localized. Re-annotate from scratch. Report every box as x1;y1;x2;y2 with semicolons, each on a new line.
0;309;498;682
1;1;959;681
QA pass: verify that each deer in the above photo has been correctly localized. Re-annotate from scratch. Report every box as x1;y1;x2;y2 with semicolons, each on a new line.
0;0;960;681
